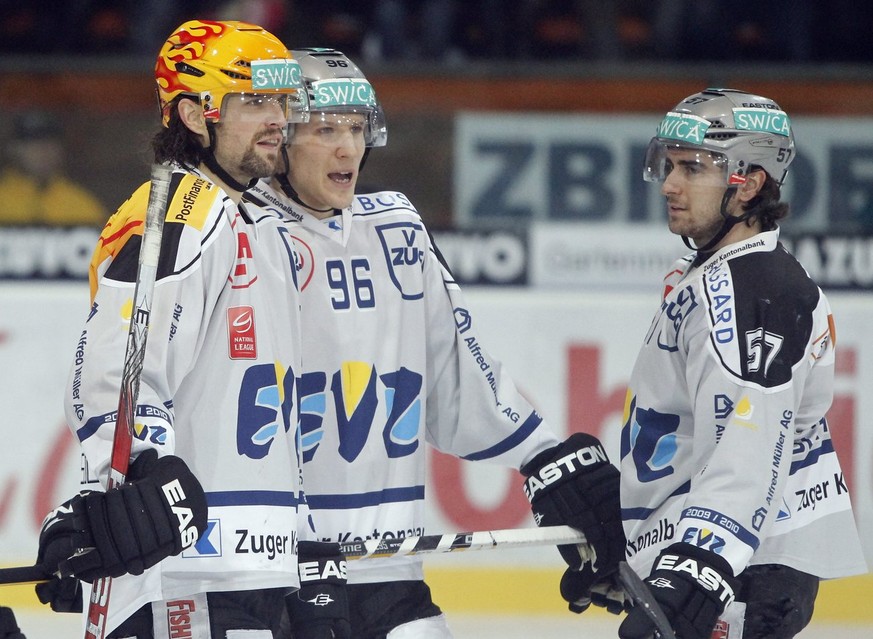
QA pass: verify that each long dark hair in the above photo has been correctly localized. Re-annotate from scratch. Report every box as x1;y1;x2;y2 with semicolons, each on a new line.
742;172;789;230
151;98;208;168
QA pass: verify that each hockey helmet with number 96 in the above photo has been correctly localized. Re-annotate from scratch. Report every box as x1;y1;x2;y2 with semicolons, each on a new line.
155;20;309;127
643;88;796;187
290;48;387;147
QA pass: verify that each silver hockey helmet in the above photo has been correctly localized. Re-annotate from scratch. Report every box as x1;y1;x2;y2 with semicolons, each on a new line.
290;47;387;147
643;88;795;187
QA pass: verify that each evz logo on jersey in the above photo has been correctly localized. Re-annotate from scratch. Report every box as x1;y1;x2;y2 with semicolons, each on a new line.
298;363;423;462
682;527;726;553
620;394;679;483
376;222;425;300
237;363;296;459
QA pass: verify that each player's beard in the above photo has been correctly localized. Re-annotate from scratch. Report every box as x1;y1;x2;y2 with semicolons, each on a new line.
239;145;278;179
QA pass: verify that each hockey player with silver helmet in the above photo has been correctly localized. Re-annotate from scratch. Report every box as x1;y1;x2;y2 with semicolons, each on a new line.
245;49;627;638
643;88;795;252
619;88;867;639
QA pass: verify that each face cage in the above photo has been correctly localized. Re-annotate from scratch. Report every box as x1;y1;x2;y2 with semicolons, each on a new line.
643;138;734;187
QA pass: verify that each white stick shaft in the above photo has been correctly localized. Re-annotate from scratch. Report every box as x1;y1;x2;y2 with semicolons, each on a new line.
85;163;172;639
340;525;586;559
0;527;587;586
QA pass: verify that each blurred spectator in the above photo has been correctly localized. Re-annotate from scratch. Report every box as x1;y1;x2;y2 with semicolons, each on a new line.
571;0;625;60
363;0;461;62
653;0;828;62
651;0;731;60
460;0;538;59
0;1;872;62
212;0;288;35
0;111;108;227
460;0;652;61
125;0;209;56
0;0;207;55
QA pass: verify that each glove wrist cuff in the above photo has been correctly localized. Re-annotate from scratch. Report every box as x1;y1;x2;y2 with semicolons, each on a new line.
654;544;738;606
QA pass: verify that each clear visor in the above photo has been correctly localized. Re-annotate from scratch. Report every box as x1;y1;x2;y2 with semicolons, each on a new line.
287;109;386;148
307;78;387;147
643;138;730;187
210;92;309;125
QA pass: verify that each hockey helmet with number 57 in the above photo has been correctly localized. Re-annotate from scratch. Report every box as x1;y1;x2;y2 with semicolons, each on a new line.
643;88;796;187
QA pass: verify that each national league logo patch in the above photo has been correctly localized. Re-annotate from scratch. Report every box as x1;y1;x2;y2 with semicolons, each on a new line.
228;306;257;359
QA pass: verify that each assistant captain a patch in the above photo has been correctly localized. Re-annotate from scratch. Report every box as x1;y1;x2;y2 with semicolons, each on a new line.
376;221;425;300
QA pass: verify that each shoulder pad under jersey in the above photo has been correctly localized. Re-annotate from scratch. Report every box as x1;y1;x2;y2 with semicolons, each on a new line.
90;173;226;298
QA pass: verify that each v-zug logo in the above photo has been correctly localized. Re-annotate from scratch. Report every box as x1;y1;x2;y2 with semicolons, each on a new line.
454;307;472;334
376;222;425;300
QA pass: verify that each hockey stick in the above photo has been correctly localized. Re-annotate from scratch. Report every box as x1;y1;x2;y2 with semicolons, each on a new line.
617;561;677;639
339;524;588;559
0;525;587;584
83;163;172;639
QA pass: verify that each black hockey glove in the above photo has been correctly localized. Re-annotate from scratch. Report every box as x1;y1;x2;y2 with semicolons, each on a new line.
286;541;350;639
618;543;739;639
561;566;630;615
0;607;26;639
521;432;625;613
35;449;207;590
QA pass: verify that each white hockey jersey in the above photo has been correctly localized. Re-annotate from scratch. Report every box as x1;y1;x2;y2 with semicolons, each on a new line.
65;167;309;633
620;229;867;580
246;182;561;584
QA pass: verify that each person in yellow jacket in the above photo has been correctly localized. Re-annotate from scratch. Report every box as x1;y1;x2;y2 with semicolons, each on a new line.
0;111;107;226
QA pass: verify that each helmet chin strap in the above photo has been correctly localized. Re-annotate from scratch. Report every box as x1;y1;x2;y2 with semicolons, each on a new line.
275;146;334;214
684;186;751;260
202;124;256;194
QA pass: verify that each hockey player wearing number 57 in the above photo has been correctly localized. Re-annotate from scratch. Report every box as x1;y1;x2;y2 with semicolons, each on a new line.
244;49;627;637
33;20;351;639
618;89;868;639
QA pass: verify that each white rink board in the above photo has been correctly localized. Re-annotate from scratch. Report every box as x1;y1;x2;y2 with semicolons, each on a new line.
0;281;871;570
9;608;873;639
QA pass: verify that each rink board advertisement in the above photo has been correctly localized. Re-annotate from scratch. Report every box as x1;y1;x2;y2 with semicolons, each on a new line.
527;224;873;292
1;282;870;619
454;113;873;233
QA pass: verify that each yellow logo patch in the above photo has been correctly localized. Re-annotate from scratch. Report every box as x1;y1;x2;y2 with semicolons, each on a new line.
167;174;214;230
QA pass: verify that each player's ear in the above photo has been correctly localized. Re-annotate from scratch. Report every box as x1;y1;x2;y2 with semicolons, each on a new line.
737;169;766;202
177;98;209;144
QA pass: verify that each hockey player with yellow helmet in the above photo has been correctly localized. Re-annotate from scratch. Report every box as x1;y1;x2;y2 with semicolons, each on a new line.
33;20;350;639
